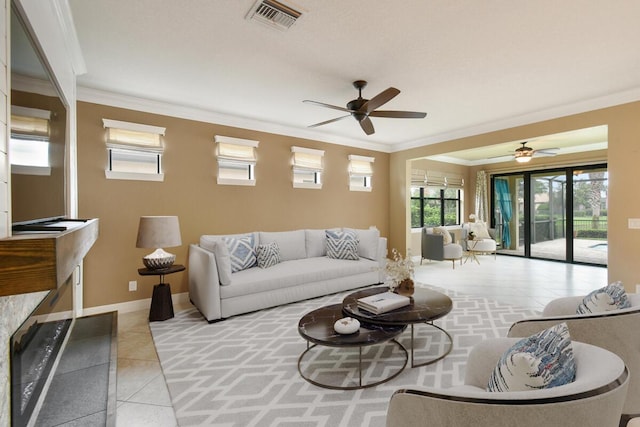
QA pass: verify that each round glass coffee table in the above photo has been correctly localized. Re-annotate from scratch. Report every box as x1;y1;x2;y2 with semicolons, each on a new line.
297;303;408;390
342;286;453;368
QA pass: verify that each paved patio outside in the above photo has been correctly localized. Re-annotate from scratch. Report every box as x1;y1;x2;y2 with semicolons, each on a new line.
499;238;607;265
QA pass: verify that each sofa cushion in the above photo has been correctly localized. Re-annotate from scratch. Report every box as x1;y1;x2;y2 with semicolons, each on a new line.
223;234;257;273
326;229;359;260
256;242;281;269
487;322;576;392
576;280;631;314
219;257;378;299
433;226;452;245
344;227;380;261
305;229;328;258
201;233;258;285
211;242;233;285
259;230;306;262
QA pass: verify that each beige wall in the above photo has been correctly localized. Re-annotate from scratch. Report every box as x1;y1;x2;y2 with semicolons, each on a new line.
77;102;390;308
391;101;640;291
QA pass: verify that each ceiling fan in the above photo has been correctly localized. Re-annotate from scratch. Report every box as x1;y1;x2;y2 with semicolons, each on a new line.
514;141;558;163
303;80;427;136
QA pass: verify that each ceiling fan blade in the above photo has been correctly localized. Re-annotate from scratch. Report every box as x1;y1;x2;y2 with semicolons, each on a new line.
308;115;351;128
369;110;427;119
533;149;559;157
361;87;400;113
359;117;375;135
303;100;352;113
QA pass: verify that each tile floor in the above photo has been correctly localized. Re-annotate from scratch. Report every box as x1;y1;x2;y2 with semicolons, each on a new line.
116;301;191;427
115;255;612;426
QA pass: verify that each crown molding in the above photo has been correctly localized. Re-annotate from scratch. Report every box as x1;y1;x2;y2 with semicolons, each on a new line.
51;0;86;75
76;86;393;153
391;86;640;153
78;85;640;156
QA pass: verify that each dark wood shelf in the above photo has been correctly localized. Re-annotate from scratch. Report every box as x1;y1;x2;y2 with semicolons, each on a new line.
0;218;99;297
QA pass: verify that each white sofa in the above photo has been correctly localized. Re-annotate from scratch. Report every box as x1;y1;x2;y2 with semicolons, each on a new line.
188;228;387;322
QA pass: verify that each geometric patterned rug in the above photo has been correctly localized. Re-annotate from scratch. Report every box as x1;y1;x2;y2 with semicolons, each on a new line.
150;284;539;427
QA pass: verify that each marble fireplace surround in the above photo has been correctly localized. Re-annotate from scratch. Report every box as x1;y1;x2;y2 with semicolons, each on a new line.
0;292;49;426
0;219;101;425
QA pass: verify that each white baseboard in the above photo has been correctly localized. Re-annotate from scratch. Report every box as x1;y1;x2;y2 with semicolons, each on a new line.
81;292;190;317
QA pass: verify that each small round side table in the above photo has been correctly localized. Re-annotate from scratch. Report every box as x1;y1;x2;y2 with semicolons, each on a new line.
138;264;185;321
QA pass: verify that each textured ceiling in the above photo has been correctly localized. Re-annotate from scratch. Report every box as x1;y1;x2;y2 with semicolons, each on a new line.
68;1;640;153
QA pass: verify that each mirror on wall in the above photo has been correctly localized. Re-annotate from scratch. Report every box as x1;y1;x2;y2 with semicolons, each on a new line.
10;5;68;228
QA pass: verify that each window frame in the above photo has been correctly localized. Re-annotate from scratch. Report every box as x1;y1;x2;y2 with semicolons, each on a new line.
411;186;463;228
103;118;166;182
215;135;259;186
291;146;324;189
348;154;374;192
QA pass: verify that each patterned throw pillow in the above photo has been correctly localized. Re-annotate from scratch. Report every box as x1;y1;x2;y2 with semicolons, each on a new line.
256;242;281;269
487;322;576;392
433;227;452;245
223;234;257;273
576;281;631;314
325;229;359;260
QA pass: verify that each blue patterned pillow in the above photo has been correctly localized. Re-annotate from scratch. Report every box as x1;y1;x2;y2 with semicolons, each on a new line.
223;234;256;272
487;322;576;392
326;229;359;260
256;242;281;269
576;281;631;314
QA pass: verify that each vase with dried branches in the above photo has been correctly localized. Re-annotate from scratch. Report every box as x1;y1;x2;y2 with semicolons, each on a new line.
385;248;415;296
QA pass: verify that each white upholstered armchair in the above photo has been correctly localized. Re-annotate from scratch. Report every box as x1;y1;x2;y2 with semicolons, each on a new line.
508;293;640;424
420;227;463;269
463;221;497;257
385;338;629;427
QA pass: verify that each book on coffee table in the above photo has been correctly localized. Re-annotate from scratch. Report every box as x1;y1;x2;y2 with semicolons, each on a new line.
357;292;410;315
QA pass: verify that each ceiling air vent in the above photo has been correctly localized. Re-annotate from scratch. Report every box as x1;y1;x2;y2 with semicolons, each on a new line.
246;0;302;31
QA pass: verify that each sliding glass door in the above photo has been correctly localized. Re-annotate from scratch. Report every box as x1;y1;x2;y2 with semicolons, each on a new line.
572;167;608;264
530;171;567;261
491;164;607;266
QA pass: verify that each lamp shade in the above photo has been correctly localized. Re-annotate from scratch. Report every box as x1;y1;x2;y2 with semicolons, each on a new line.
136;216;182;249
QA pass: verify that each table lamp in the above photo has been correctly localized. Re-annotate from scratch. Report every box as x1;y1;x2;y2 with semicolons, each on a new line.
136;216;182;269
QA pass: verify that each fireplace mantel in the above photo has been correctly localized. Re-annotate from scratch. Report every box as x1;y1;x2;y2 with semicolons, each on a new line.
0;218;99;297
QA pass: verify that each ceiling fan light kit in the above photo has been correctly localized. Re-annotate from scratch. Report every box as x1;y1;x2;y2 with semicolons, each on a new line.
512;141;559;163
515;153;532;163
303;80;427;136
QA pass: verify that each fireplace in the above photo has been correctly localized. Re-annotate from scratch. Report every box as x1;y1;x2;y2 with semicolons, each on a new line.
10;279;73;427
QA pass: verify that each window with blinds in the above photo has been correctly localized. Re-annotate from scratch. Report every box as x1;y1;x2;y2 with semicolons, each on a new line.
348;155;374;192
10;106;51;175
215;135;259;186
410;169;465;228
103;119;166;181
291;146;324;189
